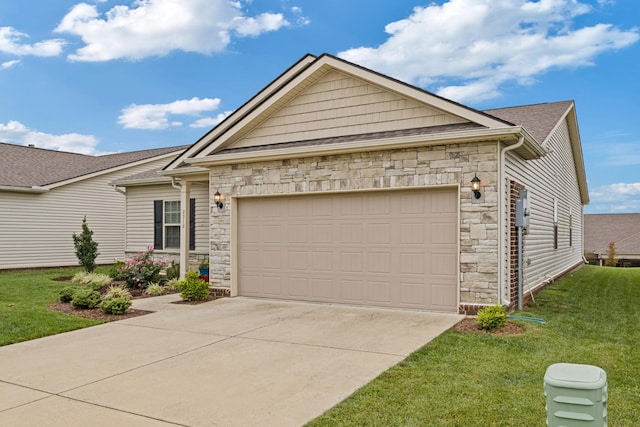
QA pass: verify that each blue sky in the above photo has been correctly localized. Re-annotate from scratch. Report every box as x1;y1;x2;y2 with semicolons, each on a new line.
0;0;638;213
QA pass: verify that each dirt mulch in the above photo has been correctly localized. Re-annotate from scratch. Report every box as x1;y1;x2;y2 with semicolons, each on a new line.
452;317;525;335
49;277;219;323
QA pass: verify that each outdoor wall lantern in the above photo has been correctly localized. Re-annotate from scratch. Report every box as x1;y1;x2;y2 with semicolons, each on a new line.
471;174;482;199
213;190;224;209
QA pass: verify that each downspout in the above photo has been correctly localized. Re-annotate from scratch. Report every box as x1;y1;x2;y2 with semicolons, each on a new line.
170;177;181;191
111;184;126;195
498;136;525;306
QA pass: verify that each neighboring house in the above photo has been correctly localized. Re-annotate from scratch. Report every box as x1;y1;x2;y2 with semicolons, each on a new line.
0;142;187;269
584;213;640;266
123;53;588;313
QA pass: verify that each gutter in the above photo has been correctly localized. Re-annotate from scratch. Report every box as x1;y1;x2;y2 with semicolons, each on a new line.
0;185;49;193
170;177;182;191
498;136;525;306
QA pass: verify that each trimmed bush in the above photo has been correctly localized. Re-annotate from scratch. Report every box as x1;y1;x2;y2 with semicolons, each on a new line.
109;261;125;279
59;286;80;303
477;305;507;330
177;271;209;301
145;283;165;296
71;289;102;309
100;297;132;315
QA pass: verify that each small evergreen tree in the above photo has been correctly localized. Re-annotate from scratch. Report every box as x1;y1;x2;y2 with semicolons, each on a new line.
73;216;99;272
606;241;617;267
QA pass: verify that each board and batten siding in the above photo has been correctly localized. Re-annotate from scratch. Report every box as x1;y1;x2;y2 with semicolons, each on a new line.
124;183;209;255
503;119;584;296
232;70;467;148
0;157;176;270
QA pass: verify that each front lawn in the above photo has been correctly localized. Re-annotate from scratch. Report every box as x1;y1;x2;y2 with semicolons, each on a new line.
0;267;103;346
308;265;640;426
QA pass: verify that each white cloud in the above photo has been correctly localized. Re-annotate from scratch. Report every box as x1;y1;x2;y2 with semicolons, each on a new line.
601;142;640;166
1;59;20;69
0;26;66;57
589;182;640;213
338;0;639;103
0;120;101;155
118;97;222;129
190;110;233;128
55;0;291;61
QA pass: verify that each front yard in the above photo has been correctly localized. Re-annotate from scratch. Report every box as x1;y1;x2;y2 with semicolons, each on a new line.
1;265;638;425
308;265;640;426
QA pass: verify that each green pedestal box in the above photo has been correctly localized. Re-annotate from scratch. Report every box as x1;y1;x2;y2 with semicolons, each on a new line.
544;363;607;427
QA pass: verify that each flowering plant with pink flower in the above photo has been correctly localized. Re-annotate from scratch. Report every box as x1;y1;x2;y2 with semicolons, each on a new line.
115;247;166;289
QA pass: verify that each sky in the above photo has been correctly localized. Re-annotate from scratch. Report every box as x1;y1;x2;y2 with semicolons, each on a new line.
0;0;638;213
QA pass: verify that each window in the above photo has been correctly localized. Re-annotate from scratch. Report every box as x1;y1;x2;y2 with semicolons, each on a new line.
154;199;195;250
553;199;558;250
164;201;181;249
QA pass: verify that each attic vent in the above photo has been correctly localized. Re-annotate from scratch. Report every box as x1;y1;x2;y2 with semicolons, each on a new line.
28;144;35;148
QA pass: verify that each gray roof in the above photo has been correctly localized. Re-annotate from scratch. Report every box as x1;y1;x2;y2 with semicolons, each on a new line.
484;101;573;144
584;213;640;256
0;142;188;188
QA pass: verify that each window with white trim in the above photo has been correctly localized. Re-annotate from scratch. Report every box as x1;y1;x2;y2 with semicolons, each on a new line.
164;201;181;249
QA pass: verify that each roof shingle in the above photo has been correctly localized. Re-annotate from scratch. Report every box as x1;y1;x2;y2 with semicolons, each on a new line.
0;142;187;188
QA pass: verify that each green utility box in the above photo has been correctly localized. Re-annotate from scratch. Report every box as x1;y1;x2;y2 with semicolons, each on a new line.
544;363;607;427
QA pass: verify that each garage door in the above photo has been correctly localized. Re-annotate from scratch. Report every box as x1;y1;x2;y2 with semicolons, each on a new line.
237;188;458;311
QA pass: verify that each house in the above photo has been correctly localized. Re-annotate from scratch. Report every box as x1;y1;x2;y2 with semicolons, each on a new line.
0;142;187;270
584;213;640;267
120;53;589;313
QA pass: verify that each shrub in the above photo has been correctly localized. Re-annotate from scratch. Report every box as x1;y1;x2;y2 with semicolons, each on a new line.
59;286;80;303
177;271;209;301
101;297;132;315
116;247;166;289
71;272;112;290
71;289;102;309
477;305;507;330
72;216;99;273
104;285;132;300
109;261;125;279
145;283;165;297
166;261;180;280
165;278;180;292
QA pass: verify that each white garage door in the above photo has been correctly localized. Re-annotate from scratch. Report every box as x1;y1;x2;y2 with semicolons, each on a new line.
237;188;458;311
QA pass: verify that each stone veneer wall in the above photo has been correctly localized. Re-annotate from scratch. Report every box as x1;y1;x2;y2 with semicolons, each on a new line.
209;141;501;307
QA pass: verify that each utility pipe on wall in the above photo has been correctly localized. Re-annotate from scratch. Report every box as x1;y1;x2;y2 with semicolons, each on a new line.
498;136;525;306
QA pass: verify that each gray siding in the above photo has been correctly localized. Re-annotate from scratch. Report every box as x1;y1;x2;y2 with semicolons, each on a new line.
0;157;175;270
124;183;209;255
504;119;584;296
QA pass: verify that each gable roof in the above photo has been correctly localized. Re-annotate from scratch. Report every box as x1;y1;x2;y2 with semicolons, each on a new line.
584;213;640;256
0;142;187;191
164;53;545;172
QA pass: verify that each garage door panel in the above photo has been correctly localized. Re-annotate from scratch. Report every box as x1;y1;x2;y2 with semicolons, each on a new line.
238;188;458;311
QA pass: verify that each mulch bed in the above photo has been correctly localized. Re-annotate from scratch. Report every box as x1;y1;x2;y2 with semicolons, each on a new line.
48;278;220;322
452;317;525;335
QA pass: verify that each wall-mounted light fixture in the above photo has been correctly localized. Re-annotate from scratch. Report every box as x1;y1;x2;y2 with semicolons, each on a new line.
213;190;224;209
471;174;482;199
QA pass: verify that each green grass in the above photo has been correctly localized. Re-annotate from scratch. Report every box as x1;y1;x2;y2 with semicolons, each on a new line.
0;266;106;346
307;265;640;426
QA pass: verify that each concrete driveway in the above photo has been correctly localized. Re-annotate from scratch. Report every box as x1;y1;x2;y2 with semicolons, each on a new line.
0;296;462;426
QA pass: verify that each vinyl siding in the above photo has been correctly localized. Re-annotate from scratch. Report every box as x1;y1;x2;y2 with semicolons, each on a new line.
503;119;584;296
124;183;209;255
0;157;174;270
232;70;467;148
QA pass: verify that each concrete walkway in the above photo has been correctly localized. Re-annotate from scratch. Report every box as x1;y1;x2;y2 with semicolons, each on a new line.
0;296;462;426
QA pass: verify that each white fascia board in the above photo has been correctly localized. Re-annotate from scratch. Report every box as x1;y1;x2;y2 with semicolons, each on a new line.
0;185;48;193
186;127;541;167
